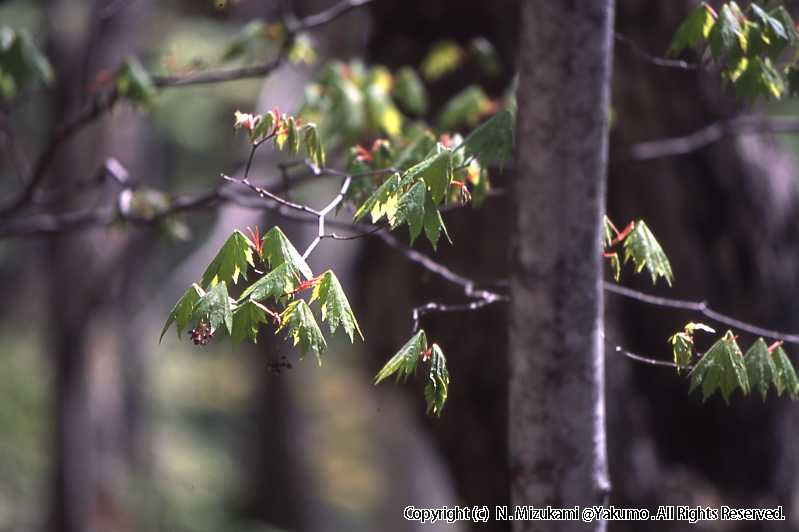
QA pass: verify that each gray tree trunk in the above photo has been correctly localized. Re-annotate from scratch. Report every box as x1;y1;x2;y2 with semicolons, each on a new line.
510;2;614;531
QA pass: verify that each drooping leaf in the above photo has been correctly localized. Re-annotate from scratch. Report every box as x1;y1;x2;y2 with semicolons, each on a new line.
238;262;298;303
744;338;776;401
424;343;450;416
200;230;255;288
749;4;789;57
622;220;673;286
458;107;515;168
193;281;234;335
393;66;428;115
262;226;313;280
733;56;784;101
688;330;749;403
116;56;157;106
353;172;402;224
231;299;271;344
0;27;54;100
286;116;300;155
423;192;450;250
309;270;363;342
772;345;799;399
160;284;205;341
278;299;326;361
469;36;502;77
403;150;452;205
669;332;694;372
421;40;463;81
437;85;492;131
395;180;426;244
769;6;798;47
708;2;746;59
668;2;717;56
375;330;427;384
302;123;326;169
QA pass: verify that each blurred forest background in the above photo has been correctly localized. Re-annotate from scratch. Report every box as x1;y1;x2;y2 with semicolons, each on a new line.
2;1;799;531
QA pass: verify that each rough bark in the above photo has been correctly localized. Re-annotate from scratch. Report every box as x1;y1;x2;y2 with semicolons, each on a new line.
510;2;614;531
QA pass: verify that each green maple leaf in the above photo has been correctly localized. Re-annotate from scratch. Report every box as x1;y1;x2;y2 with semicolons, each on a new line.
353;172;403;224
423;192;451;250
160;283;205;341
689;331;749;403
310;270;363;342
302;124;326;168
392;66;428;115
278;300;326;362
708;3;746;59
424;343;450;416
457;107;515;168
231;299;272;344
375;330;427;384
201;230;255;288
395;180;426;244
262;226;313;280
748;4;789;58
772;346;799;399
116;56;157;107
744;338;776;401
623;220;673;286
668;2;716;56
403;150;452;205
193;281;234;335
238;263;298;303
669;332;694;372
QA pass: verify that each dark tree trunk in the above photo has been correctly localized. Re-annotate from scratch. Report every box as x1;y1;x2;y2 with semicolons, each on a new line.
510;2;614;531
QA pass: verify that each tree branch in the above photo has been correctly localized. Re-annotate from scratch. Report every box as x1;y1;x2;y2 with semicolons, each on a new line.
614;33;698;71
628;115;799;161
604;281;799;345
0;0;375;218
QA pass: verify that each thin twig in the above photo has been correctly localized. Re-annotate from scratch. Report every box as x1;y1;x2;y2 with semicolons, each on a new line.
604;281;799;345
302;176;351;259
0;0;375;218
614;33;699;71
629;115;799;161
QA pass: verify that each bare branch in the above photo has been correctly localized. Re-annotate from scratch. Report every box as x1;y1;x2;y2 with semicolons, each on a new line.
614;33;698;71
0;0;375;218
604;281;799;345
629;115;799;161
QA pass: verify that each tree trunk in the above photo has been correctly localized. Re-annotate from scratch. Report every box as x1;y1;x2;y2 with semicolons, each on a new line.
510;2;614;531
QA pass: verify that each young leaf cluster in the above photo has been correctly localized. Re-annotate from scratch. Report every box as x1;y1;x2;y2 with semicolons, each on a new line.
0;27;53;100
162;227;362;363
116;56;157;107
604;217;673;286
669;2;799;101
234;109;325;168
374;330;450;416
670;326;799;402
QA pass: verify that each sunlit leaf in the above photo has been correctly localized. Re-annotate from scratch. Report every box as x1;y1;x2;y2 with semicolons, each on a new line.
160;284;205;341
424;343;450;416
278;299;327;362
200;230;255;288
375;330;427;384
262;226;313;280
622;220;673;286
310;270;363;342
744;338;776;401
